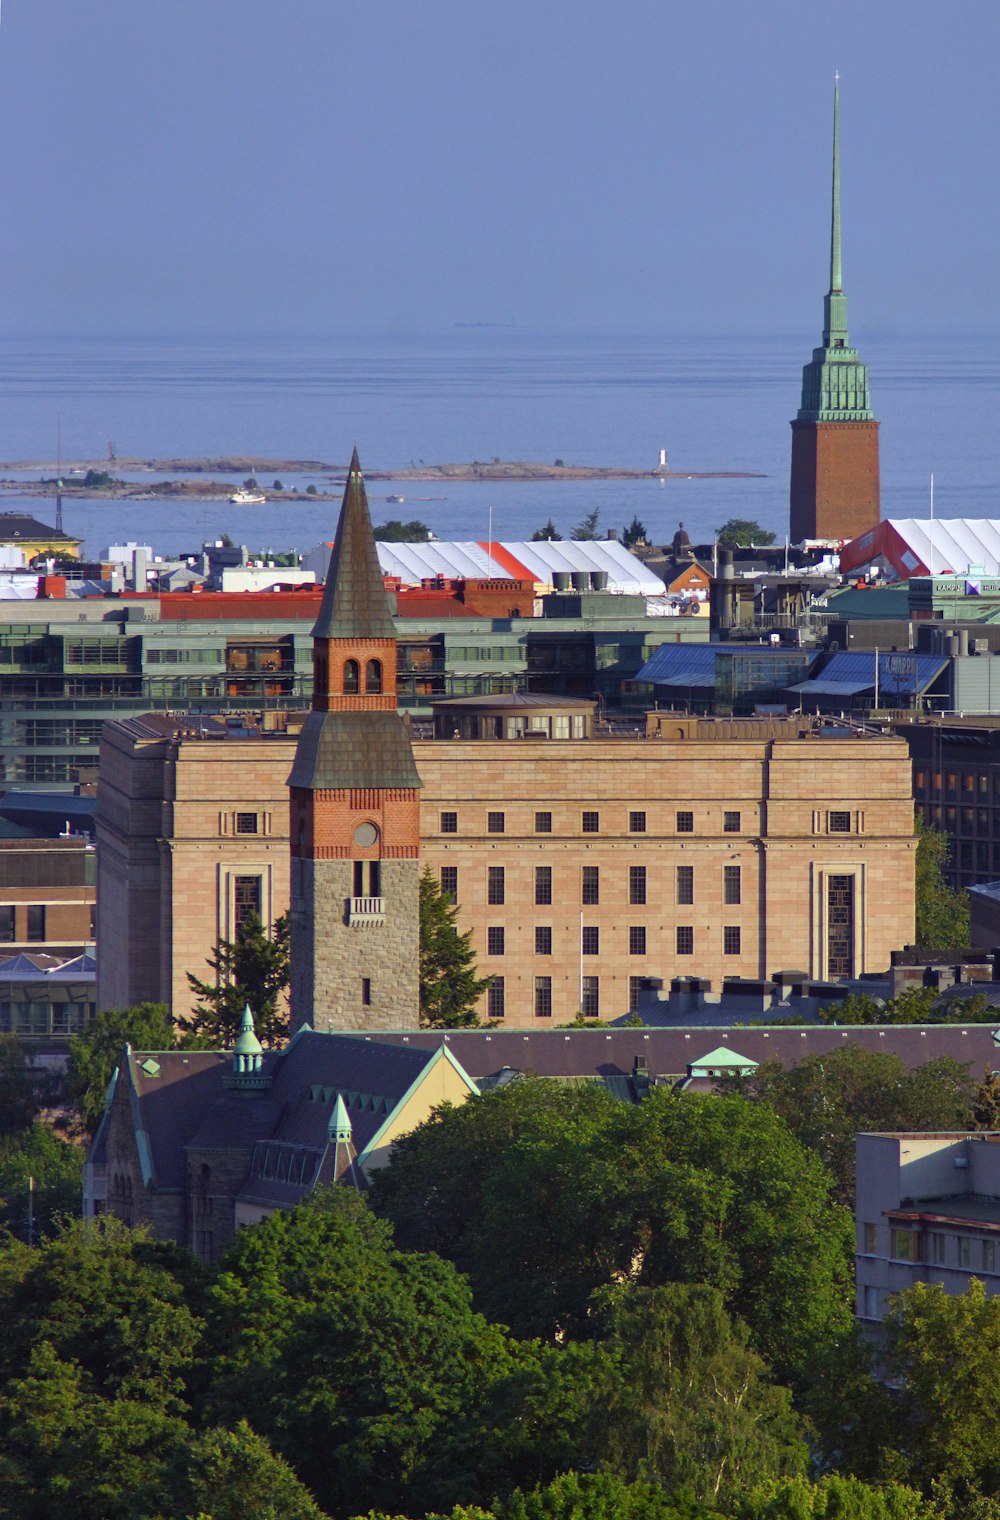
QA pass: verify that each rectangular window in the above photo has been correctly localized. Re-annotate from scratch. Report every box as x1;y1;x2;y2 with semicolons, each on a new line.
827;874;855;979
26;904;46;943
829;810;852;833
724;811;741;833
676;810;694;833
724;865;741;905
487;977;505;1019
582;926;599;955
488;811;505;834
958;1236;971;1269
629;865;647;905
582;811;600;834
863;1285;880;1320
487;926;505;955
235;811;258;834
724;926;741;955
487;867;505;905
890;1229;915;1262
931;1232;946;1264
535;866;552;906
535;926;552;955
629;811;646;833
534;976;552;1018
629;925;646;956
581;976;600;1018
233;878;261;937
534;811;552;834
629;975;644;1012
677;925;694;956
863;1222;877;1253
582;866;600;905
676;865;694;905
440;866;458;902
985;1240;996;1273
0;907;13;942
361;978;372;1007
440;811;458;834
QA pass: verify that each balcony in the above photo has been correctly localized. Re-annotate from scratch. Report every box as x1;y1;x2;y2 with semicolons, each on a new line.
348;895;385;927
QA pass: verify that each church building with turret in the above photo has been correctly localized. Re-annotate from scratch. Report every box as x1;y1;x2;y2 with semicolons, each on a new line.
790;78;880;544
287;449;422;1031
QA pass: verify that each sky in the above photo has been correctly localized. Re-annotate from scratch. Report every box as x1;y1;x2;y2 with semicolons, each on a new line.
0;1;996;338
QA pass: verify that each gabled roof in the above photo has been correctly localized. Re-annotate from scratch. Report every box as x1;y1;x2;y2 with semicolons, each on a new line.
312;448;397;641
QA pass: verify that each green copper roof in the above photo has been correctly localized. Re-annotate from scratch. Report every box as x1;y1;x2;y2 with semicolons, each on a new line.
796;76;875;424
233;1003;263;1058
312;447;397;641
330;1093;352;1143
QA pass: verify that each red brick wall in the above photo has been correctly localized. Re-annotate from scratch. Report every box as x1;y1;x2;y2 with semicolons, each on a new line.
790;420;880;543
290;787;421;860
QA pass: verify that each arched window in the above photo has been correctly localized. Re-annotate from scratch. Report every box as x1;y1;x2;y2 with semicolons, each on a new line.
343;659;360;694
366;659;382;694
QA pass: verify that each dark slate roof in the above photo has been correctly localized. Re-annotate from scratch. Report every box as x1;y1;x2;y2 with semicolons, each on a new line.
354;1025;1000;1082
431;692;596;711
312;448;397;641
0;512;78;543
125;1050;236;1189
286;709;421;790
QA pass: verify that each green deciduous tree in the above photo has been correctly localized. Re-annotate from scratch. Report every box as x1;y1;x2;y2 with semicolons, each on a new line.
915;815;970;950
64;1001;177;1134
373;518;431;541
715;518;776;548
0;1124;84;1241
419;867;491;1027
0;1033;45;1136
734;1474;941;1520
184;911;291;1046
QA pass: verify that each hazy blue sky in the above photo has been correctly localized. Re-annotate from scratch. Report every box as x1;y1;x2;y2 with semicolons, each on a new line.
0;1;996;337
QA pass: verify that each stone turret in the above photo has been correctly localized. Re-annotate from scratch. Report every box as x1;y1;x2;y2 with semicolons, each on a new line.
287;449;421;1032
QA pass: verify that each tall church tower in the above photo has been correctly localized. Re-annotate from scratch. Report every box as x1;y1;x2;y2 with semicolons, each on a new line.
789;77;880;544
287;448;421;1032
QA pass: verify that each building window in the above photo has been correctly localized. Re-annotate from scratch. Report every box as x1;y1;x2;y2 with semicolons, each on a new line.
829;810;852;833
931;1232;946;1264
582;926;599;955
723;811;741;833
534;976;552;1018
582;866;600;905
629;865;647;906
488;811;505;834
629;811;646;833
535;926;552;955
488;867;505;905
535;866;552;905
365;659;383;694
535;811;552;833
441;811;458;834
0;908;13;943
890;1229;915;1261
581;976;599;1017
958;1236;971;1268
440;866;458;902
361;978;372;1007
235;812;258;834
984;1240;996;1273
487;977;505;1019
582;811;599;833
677;926;694;956
487;926;505;955
676;811;694;833
354;860;380;896
724;926;741;955
676;865;694;905
863;1285;880;1320
724;865;741;905
629;975;644;1012
863;1222;877;1253
343;659;360;694
629;925;646;956
26;905;46;943
827;875;855;979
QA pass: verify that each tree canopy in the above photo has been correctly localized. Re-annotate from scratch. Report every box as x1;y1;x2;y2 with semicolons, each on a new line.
64;1001;178;1134
915;815;970;950
373;518;431;541
531;518;561;541
184;911;291;1046
418;867;491;1027
715;518;776;548
571;508;601;541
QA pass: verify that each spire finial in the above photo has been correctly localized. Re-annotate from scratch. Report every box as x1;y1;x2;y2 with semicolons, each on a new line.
830;72;842;295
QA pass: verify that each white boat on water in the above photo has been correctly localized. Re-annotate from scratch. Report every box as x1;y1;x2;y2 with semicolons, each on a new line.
229;489;266;505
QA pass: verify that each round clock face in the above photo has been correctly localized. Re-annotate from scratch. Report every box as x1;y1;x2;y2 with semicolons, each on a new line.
353;822;379;847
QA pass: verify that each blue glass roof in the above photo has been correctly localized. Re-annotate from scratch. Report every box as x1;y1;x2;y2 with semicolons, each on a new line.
807;649;948;695
635;643;807;687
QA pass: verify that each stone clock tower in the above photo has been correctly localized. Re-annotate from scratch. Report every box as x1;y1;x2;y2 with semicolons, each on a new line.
790;77;880;544
287;448;421;1032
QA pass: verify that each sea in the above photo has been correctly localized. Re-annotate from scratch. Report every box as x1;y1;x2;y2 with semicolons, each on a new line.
0;331;996;561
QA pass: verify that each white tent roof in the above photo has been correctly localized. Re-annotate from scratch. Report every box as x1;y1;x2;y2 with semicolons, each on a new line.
886;519;1000;577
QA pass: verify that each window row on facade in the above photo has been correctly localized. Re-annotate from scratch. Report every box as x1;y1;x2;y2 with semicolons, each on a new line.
439;808;744;836
487;973;651;1020
441;863;744;907
871;1222;999;1274
483;923;742;957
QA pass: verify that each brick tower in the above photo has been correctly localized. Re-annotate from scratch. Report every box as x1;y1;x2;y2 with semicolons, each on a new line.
790;77;880;544
287;448;421;1032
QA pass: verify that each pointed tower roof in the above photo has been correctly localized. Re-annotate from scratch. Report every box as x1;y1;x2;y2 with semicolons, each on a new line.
233;1003;263;1058
312;448;396;641
330;1092;352;1143
822;72;848;349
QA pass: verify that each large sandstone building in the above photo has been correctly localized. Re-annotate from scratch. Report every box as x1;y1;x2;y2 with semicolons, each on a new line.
789;77;880;545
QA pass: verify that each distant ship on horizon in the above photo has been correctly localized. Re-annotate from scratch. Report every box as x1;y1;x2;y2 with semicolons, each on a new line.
454;320;516;329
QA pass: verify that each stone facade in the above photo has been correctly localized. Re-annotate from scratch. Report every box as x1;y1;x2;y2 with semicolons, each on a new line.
790;419;881;543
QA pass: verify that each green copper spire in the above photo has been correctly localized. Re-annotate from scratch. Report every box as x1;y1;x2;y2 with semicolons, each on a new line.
797;74;874;423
